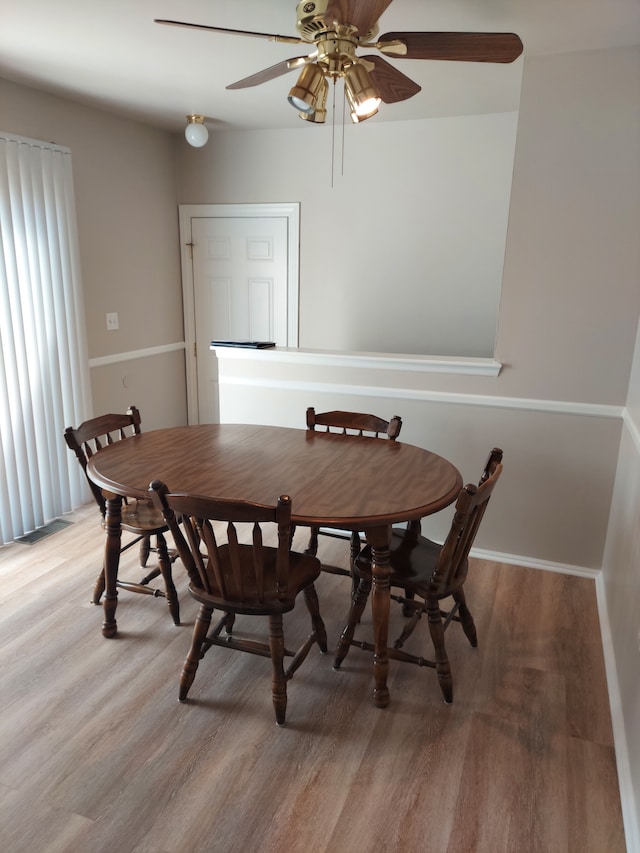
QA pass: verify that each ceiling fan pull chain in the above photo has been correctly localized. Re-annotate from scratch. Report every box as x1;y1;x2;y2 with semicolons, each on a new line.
341;81;346;179
331;79;337;189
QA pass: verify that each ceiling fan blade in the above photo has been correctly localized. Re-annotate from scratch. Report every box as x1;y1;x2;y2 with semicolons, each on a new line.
323;0;395;37
226;55;315;90
362;55;421;104
378;32;523;63
154;18;303;46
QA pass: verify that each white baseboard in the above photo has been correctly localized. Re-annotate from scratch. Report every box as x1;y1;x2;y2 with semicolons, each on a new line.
595;573;640;853
470;547;600;579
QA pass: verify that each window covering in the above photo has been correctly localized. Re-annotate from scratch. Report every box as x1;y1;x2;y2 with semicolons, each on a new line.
0;132;92;544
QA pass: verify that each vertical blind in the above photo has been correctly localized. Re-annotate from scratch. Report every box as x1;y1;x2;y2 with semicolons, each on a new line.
0;132;92;544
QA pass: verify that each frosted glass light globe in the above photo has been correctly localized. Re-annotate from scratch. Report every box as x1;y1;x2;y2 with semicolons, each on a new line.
185;118;208;148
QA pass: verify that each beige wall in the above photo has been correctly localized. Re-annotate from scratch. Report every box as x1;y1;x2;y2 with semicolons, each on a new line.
497;46;640;405
177;111;519;359
177;46;640;406
177;45;640;569
0;77;188;430
3;46;637;552
213;365;621;565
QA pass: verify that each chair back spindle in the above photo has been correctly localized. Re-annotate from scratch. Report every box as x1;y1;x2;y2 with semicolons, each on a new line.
306;407;402;440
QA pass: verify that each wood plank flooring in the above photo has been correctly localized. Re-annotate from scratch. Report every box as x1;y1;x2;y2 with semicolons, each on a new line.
0;505;626;852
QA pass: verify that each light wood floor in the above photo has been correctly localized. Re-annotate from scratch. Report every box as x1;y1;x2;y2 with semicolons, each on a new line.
0;505;626;853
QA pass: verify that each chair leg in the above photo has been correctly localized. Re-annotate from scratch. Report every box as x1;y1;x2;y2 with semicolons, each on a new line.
305;526;320;557
393;602;424;649
302;583;328;653
268;613;288;726
453;588;478;647
92;567;106;604
402;589;415;617
138;566;161;585
349;532;361;600
179;603;213;701
427;598;453;704
333;577;372;669
139;534;151;568
156;532;180;625
348;531;360;568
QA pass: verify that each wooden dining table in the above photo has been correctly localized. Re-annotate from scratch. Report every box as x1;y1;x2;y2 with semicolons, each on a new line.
87;423;462;707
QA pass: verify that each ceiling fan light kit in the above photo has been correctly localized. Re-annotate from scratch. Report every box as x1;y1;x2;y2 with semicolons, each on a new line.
297;79;329;123
157;0;523;135
184;114;209;147
344;64;381;122
287;62;328;117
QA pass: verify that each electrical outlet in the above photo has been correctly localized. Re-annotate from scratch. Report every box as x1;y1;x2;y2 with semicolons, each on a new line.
106;312;119;331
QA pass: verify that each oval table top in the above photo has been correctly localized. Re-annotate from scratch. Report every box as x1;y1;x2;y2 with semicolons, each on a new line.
87;423;462;530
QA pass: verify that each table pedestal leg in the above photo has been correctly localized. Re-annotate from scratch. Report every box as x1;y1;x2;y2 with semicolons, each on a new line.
366;526;392;708
102;494;122;638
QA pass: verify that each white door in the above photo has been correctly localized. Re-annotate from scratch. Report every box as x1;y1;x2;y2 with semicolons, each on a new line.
179;203;299;424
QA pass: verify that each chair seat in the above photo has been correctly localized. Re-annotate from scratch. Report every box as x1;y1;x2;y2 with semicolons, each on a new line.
189;546;322;615
355;529;469;600
118;499;170;535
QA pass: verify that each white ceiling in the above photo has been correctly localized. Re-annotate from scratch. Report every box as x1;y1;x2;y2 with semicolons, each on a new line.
2;0;640;133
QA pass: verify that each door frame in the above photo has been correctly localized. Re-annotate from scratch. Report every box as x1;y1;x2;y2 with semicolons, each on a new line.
179;202;300;424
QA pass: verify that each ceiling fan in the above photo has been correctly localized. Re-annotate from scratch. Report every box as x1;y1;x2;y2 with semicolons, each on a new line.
156;0;523;125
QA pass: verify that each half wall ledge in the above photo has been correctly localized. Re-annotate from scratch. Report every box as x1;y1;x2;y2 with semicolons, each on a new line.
209;345;503;378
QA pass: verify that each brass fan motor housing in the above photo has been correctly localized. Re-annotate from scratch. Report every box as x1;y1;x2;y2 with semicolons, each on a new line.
316;35;359;77
295;0;379;43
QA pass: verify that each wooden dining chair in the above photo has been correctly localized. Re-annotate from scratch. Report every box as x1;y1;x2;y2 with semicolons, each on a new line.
148;482;328;726
333;448;503;704
304;407;403;577
64;406;180;624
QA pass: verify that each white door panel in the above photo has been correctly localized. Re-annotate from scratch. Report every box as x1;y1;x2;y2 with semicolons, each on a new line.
193;216;287;343
180;204;299;424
